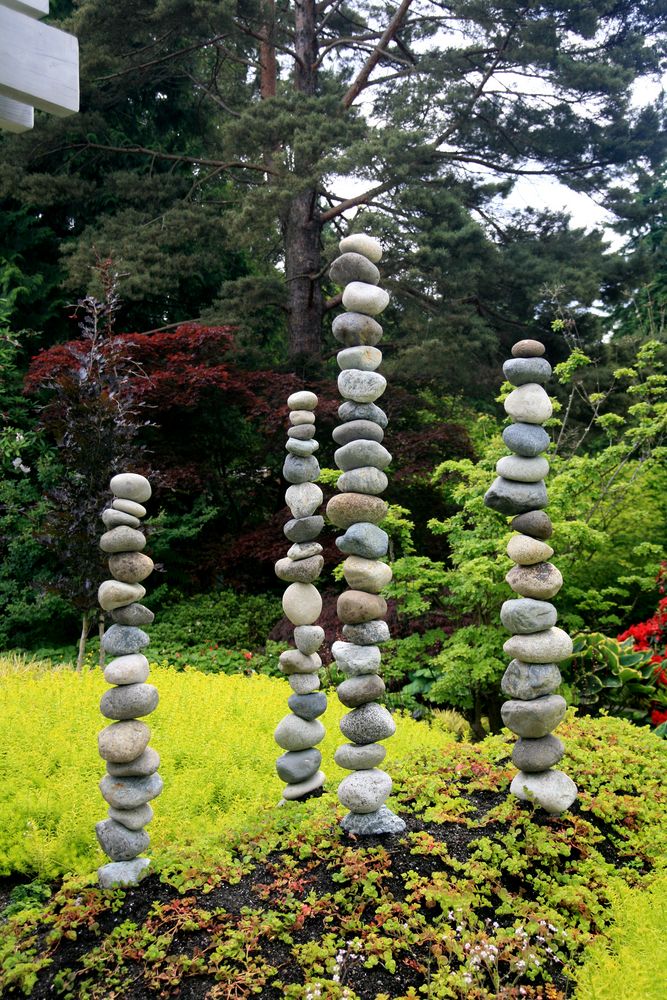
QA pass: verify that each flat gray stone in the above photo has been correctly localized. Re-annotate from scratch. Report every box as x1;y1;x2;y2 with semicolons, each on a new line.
288;673;320;694
512;735;564;773
339;234;383;262
98;720;150;764
288;390;318;411
504;384;552;424
506;563;563;600
500;599;558;634
287;692;327;720
340;703;396;745
96;818;150;861
502;423;550;458
338;768;392;813
343;620;390;645
99;773;163;810
343;556;392;594
337;346;383;372
288;424;316;440
100;683;159;721
504;627;572;663
484;477;548;516
102;625;150;657
100;526;146;554
336;523;388;559
501;695;567;738
332;641;381;675
342;282;390;316
110;473;151;503
509;510;553;540
112;498;146;518
285;482;323;518
284;515;324;543
104;654;150;687
501;660;562;700
106;748;160;778
337;467;388;496
108;803;154;831
279;649;321;675
274;714;325;751
332;420;384;446
335;440;391;472
282;770;325;800
338;370;387;404
496;455;549;483
98;580;146;613
293;625;325;655
98;857;151;888
503;358;552;386
275;555;323;584
112;603;155;626
332;312;383;347
283;455;320;485
286;438;319;457
510;769;577;814
276;747;322;783
341;805;406;835
287;542;323;561
330;252;380;286
337;674;385;707
338;401;388;428
335;742;387;770
102;509;141;529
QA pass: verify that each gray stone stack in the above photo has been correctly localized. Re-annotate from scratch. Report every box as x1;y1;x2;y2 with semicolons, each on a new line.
484;339;577;814
327;233;405;836
96;473;162;887
274;391;327;802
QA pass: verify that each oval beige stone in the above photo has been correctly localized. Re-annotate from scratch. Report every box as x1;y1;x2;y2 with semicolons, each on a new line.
279;649;322;675
110;473;152;503
337;590;387;625
326;494;387;529
98;580;146;612
506;562;563;600
282;583;322;625
507;534;554;566
503;627;573;664
113;498;147;518
343;556;393;594
109;552;154;584
504;384;553;425
339;234;383;262
100;526;146;554
98;720;150;763
289;410;316;426
104;654;150;686
288;390;318;411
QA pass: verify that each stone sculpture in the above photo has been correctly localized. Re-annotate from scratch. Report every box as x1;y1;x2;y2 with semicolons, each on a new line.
96;472;162;887
484;339;577;814
274;391;327;801
328;233;405;835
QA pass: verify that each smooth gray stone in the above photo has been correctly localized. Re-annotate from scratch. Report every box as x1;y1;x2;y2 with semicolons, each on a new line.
337;468;388;496
496;455;549;483
112;603;155;626
341;805;406;835
100;526;146;554
335;440;392;472
287;541;323;560
503;357;552;386
285;482;323;519
330;252;380;287
337;346;383;372
286;438;319;457
98;721;150;764
100;683;159;721
96;818;150;862
335;742;387;770
98;580;146;612
504;383;552;424
504;627;572;663
483;477;548;516
339;233;382;262
287;424;316;440
510;769;577;814
282;770;326;800
99;773;163;810
98;857;150;888
102;625;150;657
275;555;323;584
106;748;160;778
506;563;563;601
338;370;387;404
500;599;558;634
340;703;396;745
276;747;322;783
287;692;327;720
288;673;320;694
283;455;320;485
332;420;384;446
274;714;325;751
510;510;553;540
283;515;324;543
501;660;562;701
343;621;390;645
338;401;388;428
104;654;150;686
108;803;154;831
331;641;381;675
290;410;316;426
332;312;383;347
512;735;564;773
336;523;388;560
338;768;392;813
102;509;141;529
279;649;321;674
342;282;389;316
501;695;567;739
288;390;318;410
111;473;152;503
293;625;325;655
113;498;146;518
337;674;386;708
502;423;550;458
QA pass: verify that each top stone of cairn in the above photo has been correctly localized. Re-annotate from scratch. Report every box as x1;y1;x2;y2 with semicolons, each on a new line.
339;234;383;264
288;390;318;411
511;339;545;358
110;473;152;504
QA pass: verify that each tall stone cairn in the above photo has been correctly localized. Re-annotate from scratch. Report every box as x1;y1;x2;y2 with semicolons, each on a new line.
484;339;577;814
96;473;162;888
327;233;406;836
274;391;327;802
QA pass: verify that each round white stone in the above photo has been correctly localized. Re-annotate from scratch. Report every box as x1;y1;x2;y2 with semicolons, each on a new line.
338;768;392;813
339;234;383;263
343;556;393;594
338;370;387;404
282;583;322;625
496;455;550;482
104;654;150;686
285;482;323;519
342;282;390;317
98;580;146;612
510;769;577;814
110;473;152;503
289;673;321;694
113;498;147;518
274;714;325;751
288;390;318;411
337;346;383;372
504;384;553;425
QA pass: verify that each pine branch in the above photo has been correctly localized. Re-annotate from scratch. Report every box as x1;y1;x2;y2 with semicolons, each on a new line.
50;142;277;176
341;0;414;109
320;181;395;221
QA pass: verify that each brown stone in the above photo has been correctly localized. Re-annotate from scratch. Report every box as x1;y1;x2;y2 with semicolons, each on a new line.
506;562;563;600
326;493;388;529
511;339;546;358
109;552;154;584
337;590;387;624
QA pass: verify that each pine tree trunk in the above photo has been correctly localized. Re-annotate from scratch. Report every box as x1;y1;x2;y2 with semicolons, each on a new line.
77;611;90;672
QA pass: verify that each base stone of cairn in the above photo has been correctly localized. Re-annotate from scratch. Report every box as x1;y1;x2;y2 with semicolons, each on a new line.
96;472;162;887
484;339;577;814
274;391;327;803
328;232;405;836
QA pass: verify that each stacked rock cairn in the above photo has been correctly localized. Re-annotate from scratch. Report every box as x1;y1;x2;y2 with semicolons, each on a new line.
327;233;405;836
274;391;327;802
484;339;577;815
96;473;162;887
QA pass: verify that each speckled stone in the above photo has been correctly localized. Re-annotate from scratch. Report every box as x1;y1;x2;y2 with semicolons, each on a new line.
100;526;146;554
342;282;390;316
501;695;567;739
510;769;577;813
512;339;545;358
338;769;392;813
98;857;151;888
287;541;323;561
98;580;146;612
102;509;141;529
288;390;318;410
108;552;154;584
113;498;146;518
510;510;553;540
288;673;321;694
111;473;152;503
338;401;388;428
282;583;322;626
112;603;155;626
343;556;392;594
502;423;550;458
326;493;388;528
512;735;564;773
339;234;383;262
283;455;320;485
340;703;396;745
274;714;326;751
330;252;380;286
338;370;387;405
108;803;154;831
98;720;150;764
106;747;160;778
496;455;549;483
335;440;391;473
100;683;159;721
99;772;163;810
332;312;383;347
341;805;406;835
484;477;548;516
501;660;562;700
286;438;319;457
503;358;552;386
506;562;563;600
504;384;553;424
337;674;386;707
293;625;325;655
500;599;557;634
104;654;150;686
337;468;388;496
283;515;324;543
335;742;387;770
343;620;390;645
503;627;573;664
337;346;383;372
287;692;327;721
338;590;387;624
275;555;324;584
332;641;381;676
507;534;554;565
276;748;322;783
282;770;326;800
336;523;388;560
285;482;323;519
279;649;322;675
332;419;384;446
102;625;150;657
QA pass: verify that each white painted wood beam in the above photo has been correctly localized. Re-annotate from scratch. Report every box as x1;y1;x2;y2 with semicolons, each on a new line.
1;0;49;18
0;94;34;132
0;5;78;116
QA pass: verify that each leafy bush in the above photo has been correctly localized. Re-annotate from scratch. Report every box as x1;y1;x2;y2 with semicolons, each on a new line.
561;632;662;723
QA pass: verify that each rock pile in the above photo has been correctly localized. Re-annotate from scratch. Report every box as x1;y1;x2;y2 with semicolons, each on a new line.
274;391;327;802
328;233;405;836
484;339;577;814
96;473;162;887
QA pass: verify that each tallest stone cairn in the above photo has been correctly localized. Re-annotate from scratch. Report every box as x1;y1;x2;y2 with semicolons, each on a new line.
484;339;577;814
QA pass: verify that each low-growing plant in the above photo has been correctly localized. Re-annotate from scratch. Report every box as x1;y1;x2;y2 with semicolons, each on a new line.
561;632;663;722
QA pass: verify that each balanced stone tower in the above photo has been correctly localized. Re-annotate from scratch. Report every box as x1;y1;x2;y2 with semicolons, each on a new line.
327;233;405;836
96;473;162;887
274;391;327;802
484;339;577;814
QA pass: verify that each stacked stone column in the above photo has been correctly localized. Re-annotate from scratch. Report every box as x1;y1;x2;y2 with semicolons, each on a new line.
96;473;162;887
274;391;327;802
484;339;577;814
327;233;405;836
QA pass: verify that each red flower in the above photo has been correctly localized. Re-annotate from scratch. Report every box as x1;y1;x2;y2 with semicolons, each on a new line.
651;708;667;727
243;652;253;660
